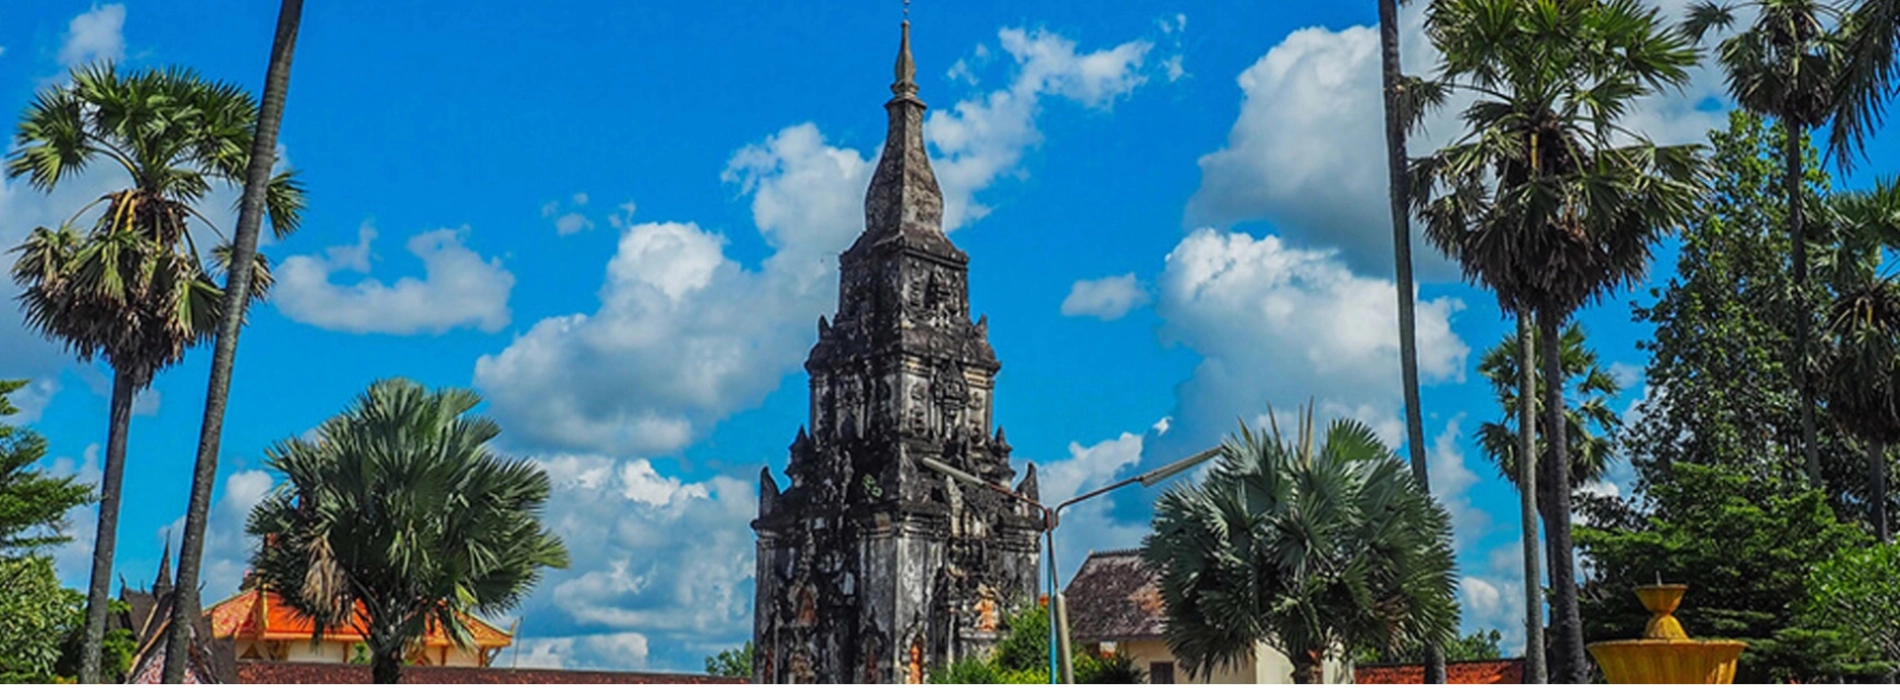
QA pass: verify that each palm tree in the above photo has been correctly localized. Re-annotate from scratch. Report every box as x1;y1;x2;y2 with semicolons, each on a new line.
5;63;305;683
1475;322;1624;582
1378;0;1447;681
1830;0;1900;166
165;0;306;682
1143;405;1459;684
246;379;570;684
1684;0;1846;486
1411;0;1704;682
1813;180;1900;542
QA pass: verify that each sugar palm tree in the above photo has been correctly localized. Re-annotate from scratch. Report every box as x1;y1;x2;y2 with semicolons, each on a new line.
1476;322;1624;581
5;63;304;683
1379;0;1446;679
166;0;306;682
1830;0;1900;166
1411;0;1704;682
1813;180;1900;542
246;379;570;684
1684;0;1848;486
1143;405;1459;684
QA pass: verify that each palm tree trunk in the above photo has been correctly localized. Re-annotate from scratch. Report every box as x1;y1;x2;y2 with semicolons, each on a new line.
1871;438;1890;543
1377;0;1445;683
78;366;142;684
1292;649;1322;684
371;641;403;685
1787;124;1821;486
1516;313;1546;683
163;0;304;684
1539;312;1587;683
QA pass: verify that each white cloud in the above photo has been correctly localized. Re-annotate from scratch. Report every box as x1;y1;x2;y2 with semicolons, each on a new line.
1061;273;1150;320
1428;416;1491;549
5;379;61;424
508;454;755;671
58;4;126;68
555;213;593;236
928;28;1157;230
510;632;653;671
1187;2;1727;280
1031;427;1163;582
165;469;276;602
44;444;101;587
481;26;1166;457
1149;228;1468;461
274;223;515;335
131;387;160;417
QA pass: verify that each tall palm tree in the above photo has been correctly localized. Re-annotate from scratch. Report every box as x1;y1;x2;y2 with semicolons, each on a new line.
1411;0;1704;682
165;0;306;683
1476;322;1624;583
1684;0;1847;486
246;379;570;684
5;63;304;683
1813;180;1900;542
1830;0;1900;166
1378;0;1447;681
1143;405;1459;684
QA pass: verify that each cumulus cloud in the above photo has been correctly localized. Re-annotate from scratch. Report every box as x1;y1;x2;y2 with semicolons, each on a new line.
58;4;126;68
166;469;276;602
928;28;1158;230
1429;416;1491;549
1149;228;1468;461
480;25;1167;457
1032;428;1156;581
506;454;756;671
273;222;515;335
42;444;101;586
1060;273;1150;320
543;193;597;236
1186;2;1727;280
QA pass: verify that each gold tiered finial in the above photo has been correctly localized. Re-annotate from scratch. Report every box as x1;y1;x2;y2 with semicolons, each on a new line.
894;2;917;97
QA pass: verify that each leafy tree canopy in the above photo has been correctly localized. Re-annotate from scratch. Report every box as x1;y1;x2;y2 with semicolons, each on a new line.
0;379;93;556
1800;544;1900;676
704;640;752;679
0;556;83;683
1357;629;1503;665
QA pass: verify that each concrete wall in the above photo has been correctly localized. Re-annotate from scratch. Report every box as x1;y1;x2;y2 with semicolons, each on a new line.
1101;639;1352;684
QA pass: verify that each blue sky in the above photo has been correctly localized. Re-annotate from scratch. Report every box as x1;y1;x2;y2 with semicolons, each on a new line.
4;0;1899;674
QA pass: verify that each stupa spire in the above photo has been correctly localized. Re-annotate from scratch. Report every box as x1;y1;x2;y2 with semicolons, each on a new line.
860;14;947;248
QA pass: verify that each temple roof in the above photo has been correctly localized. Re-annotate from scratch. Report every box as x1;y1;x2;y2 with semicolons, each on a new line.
205;588;513;649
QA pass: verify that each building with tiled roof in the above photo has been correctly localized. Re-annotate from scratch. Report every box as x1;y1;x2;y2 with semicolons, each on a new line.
234;661;747;684
205;587;513;667
1063;549;1352;684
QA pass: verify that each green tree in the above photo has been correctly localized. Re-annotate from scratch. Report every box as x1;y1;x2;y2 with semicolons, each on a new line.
703;641;753;679
1;380;93;556
1378;0;1446;681
0;556;84;683
1475;322;1623;585
1143;407;1458;684
1684;0;1846;484
1412;0;1705;681
1358;629;1505;665
1812;180;1900;542
245;379;569;684
6;63;305;683
167;0;307;683
1800;543;1900;678
1575;463;1875;682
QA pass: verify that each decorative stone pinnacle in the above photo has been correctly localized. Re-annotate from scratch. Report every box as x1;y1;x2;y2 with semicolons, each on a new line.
894;20;917;97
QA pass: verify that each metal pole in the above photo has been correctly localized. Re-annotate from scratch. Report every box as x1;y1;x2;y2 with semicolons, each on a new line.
1046;526;1060;684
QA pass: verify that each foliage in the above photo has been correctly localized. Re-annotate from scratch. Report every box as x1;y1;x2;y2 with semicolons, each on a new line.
703;640;753;679
1143;407;1458;683
246;379;569;684
50;599;133;683
991;605;1049;674
0;556;84;683
1073;651;1146;684
1800;543;1900;675
1357;629;1504;665
0;380;93;556
1574;463;1876;682
1476;322;1623;492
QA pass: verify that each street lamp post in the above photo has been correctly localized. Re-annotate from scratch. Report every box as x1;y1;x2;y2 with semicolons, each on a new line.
918;445;1221;684
1043;446;1222;684
916;455;1060;684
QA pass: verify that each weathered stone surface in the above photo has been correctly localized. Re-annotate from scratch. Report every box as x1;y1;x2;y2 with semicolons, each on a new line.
751;21;1042;685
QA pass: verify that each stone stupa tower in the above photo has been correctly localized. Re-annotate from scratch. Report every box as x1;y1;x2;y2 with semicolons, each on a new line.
750;18;1044;685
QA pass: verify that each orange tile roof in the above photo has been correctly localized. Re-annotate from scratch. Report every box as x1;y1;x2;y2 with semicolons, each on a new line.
1354;659;1525;684
205;589;512;649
